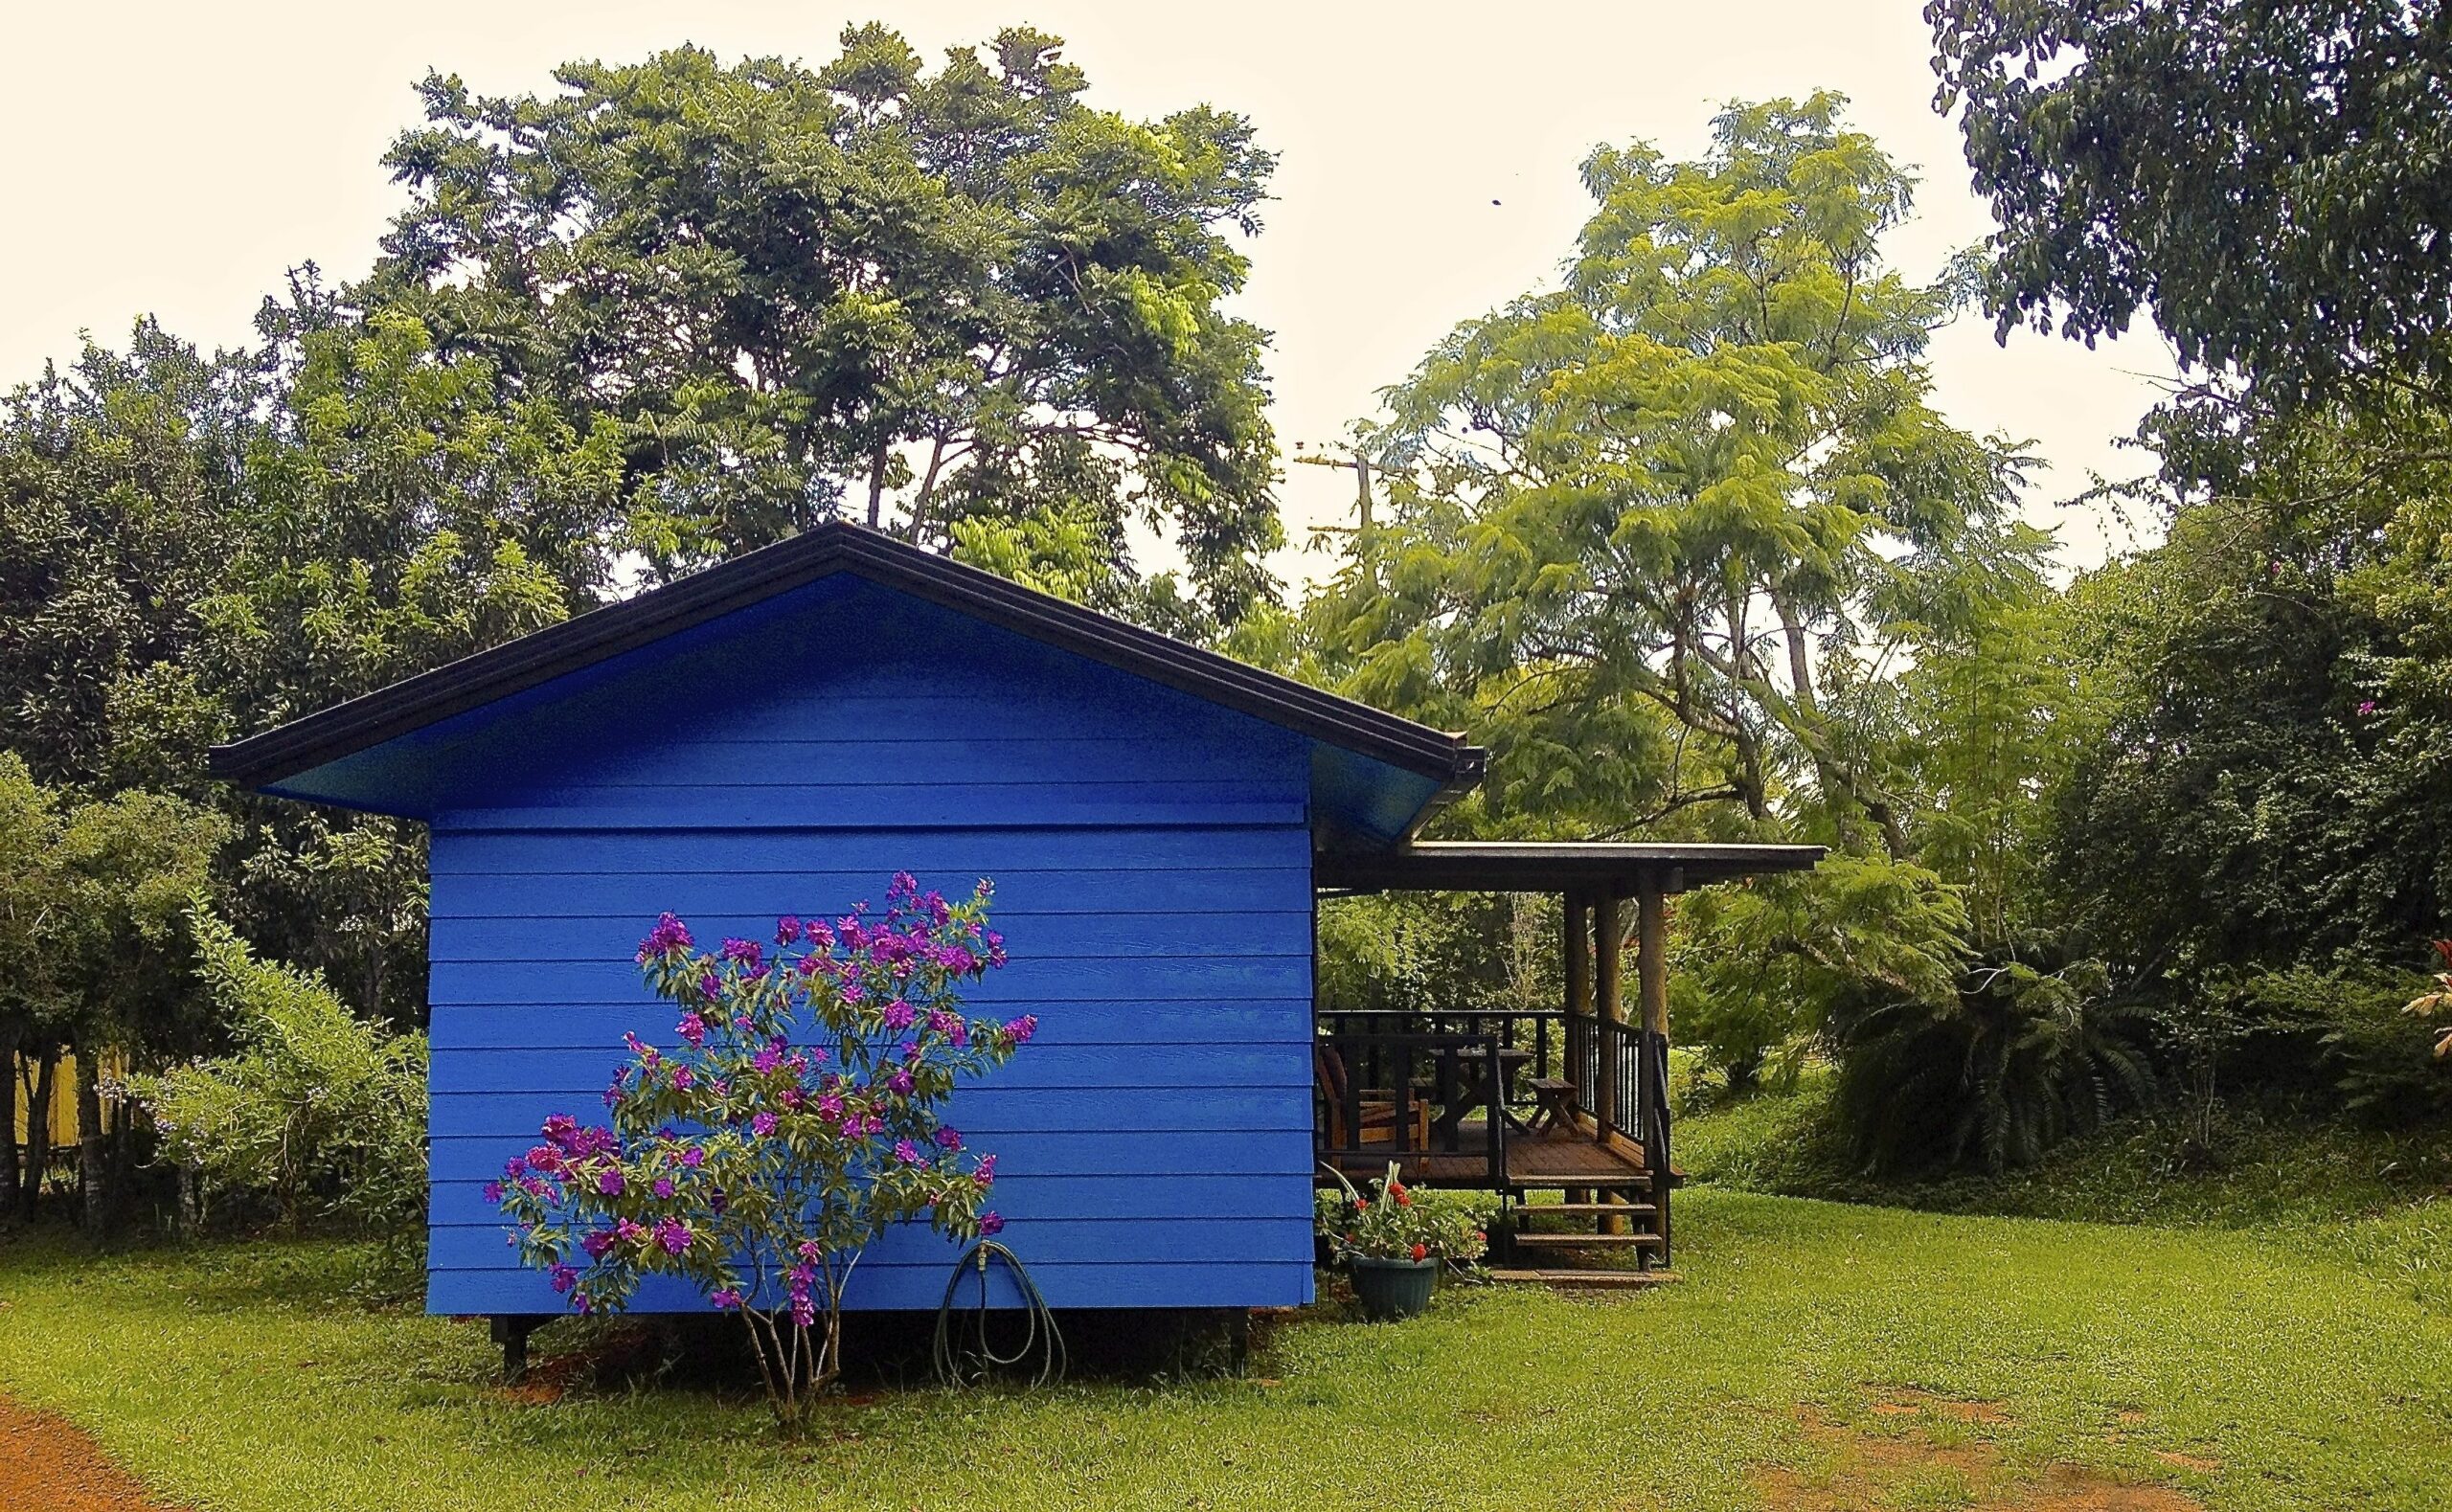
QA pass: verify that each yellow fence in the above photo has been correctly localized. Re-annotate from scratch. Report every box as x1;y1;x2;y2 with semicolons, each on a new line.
10;1052;84;1147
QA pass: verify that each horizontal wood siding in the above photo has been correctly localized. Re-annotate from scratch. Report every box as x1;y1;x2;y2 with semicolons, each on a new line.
423;582;1318;1316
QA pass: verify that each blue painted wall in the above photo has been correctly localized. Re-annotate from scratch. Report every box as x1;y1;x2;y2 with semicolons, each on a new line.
392;577;1319;1315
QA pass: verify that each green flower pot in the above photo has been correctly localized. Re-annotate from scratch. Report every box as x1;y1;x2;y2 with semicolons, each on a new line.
1350;1255;1439;1320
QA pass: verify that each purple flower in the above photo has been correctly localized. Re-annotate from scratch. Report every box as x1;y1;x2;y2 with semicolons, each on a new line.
672;1067;694;1092
653;1177;676;1200
775;914;804;945
979;1211;1005;1237
974;1154;998;1187
581;1229;616;1259
752;1046;782;1075
751;1112;778;1137
549;1263;579;1295
1004;1014;1039;1045
597;1167;625;1196
2357;700;2379;716
720;937;763;973
698;972;722;1002
482;1180;505;1205
881;999;916;1030
894;1139;924;1165
655;1219;692;1255
887;1070;914;1095
712;1287;744;1311
637;913;694;960
680;1144;706;1169
934;1126;963;1151
676;1011;707;1047
815;1093;846;1121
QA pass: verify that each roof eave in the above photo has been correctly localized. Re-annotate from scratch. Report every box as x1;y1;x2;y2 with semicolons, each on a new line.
207;522;1483;797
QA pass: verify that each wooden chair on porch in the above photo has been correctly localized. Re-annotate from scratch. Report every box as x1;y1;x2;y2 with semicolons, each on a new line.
1314;1041;1433;1151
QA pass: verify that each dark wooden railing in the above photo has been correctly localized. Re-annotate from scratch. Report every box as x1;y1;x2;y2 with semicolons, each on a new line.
1323;1008;1668;1146
1312;1026;1507;1187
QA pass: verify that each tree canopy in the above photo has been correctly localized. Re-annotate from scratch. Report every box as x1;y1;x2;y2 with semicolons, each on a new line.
1329;94;2041;861
368;26;1283;621
1930;0;2452;414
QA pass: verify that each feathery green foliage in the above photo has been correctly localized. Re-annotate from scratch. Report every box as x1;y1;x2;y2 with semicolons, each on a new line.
127;904;426;1233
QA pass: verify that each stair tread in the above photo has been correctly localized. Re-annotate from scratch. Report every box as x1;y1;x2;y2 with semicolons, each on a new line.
1489;1268;1676;1290
1509;1230;1663;1247
1529;1203;1658;1217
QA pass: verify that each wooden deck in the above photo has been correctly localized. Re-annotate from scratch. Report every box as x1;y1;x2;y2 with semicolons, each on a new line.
1322;1123;1656;1191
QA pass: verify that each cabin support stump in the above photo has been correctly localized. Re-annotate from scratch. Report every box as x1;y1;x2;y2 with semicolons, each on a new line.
491;1314;551;1386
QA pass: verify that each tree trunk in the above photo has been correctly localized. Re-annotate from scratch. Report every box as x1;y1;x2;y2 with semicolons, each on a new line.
77;1052;106;1239
866;440;890;529
21;1050;55;1217
0;1027;18;1215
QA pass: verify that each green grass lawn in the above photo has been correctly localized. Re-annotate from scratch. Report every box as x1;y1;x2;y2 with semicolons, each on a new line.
5;1189;2450;1511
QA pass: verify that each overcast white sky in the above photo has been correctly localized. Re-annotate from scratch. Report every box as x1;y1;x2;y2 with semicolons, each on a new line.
2;1;2177;587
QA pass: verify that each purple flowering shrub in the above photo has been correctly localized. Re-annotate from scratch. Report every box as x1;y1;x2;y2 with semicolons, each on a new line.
491;872;1031;1426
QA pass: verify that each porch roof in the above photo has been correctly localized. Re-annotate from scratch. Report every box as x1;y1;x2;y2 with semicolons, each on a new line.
1313;840;1827;894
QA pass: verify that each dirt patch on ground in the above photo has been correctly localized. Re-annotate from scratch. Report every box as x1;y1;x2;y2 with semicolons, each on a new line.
0;1395;182;1511
1869;1388;2013;1425
1753;1397;2207;1512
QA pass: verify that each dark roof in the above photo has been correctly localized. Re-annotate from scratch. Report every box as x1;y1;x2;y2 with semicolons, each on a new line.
1314;840;1828;894
208;520;1487;795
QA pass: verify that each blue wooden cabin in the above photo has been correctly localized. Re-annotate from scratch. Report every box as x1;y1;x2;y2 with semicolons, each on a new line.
212;522;1818;1329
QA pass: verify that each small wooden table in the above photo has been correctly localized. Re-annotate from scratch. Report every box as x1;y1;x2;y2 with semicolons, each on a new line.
1523;1076;1578;1135
1427;1045;1535;1144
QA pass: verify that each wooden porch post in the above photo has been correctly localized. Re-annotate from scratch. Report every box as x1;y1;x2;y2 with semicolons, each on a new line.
1638;873;1671;1261
1637;878;1669;1040
1593;890;1623;1131
1562;892;1592;1206
1563;892;1592;1018
1594;889;1626;1231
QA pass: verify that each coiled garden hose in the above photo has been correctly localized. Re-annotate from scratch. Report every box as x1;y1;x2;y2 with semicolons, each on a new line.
932;1238;1066;1389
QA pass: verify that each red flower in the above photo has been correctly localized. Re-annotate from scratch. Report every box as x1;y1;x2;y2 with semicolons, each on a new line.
1410;1242;1427;1261
1396;1191;1413;1207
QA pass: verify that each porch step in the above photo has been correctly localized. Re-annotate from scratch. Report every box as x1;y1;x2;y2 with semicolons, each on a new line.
1527;1202;1658;1219
1489;1268;1676;1291
1508;1230;1663;1250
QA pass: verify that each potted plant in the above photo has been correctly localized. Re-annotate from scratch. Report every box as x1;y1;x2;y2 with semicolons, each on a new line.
1316;1163;1488;1321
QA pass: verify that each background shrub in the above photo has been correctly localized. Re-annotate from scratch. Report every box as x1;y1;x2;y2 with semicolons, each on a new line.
125;903;425;1234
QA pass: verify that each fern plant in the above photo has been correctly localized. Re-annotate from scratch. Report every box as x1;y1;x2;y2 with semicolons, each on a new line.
1830;949;2155;1175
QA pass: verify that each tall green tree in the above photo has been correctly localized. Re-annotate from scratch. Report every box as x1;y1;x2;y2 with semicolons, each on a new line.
1335;94;2038;859
44;786;227;1233
1929;0;2452;416
0;325;246;795
367;26;1283;622
0;754;62;1213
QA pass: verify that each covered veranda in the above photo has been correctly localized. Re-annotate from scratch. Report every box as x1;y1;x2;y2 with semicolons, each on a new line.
1312;841;1825;1268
